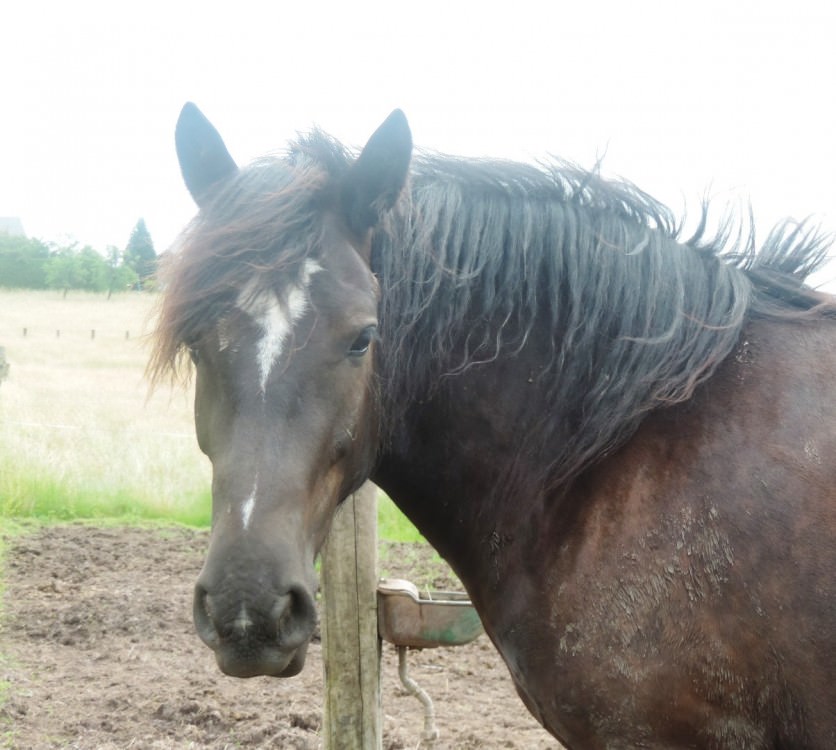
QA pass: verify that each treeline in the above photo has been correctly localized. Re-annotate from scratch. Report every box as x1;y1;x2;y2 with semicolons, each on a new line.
0;219;157;294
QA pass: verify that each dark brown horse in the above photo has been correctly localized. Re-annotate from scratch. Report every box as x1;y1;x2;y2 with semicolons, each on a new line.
151;103;836;748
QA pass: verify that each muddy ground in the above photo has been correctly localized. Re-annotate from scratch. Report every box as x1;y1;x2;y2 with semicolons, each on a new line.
0;525;562;749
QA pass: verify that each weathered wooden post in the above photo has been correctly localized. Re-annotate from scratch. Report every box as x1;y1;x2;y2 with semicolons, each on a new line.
0;347;9;386
320;481;381;749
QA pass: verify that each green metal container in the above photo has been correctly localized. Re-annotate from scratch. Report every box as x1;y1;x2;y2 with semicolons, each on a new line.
377;578;484;649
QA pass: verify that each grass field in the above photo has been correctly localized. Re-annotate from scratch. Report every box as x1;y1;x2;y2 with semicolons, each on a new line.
0;290;422;541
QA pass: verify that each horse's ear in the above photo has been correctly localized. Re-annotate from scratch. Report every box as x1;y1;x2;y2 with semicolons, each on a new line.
342;109;412;234
175;102;238;208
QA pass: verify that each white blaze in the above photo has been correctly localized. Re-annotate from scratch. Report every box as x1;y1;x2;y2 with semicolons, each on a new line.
241;482;257;530
236;260;323;392
234;260;323;530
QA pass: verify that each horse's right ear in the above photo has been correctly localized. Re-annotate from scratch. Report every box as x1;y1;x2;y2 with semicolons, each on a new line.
342;109;412;234
175;102;238;208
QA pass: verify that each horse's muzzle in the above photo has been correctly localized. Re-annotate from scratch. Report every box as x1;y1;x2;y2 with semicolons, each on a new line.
193;582;317;678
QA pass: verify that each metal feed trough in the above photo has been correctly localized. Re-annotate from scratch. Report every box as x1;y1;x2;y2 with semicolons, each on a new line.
377;578;484;746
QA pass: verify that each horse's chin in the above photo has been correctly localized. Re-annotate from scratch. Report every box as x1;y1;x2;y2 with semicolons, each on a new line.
214;642;309;678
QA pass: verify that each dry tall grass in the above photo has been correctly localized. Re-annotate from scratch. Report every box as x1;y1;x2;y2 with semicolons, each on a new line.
0;290;210;523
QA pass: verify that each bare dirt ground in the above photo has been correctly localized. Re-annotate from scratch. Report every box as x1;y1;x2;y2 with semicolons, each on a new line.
0;525;562;749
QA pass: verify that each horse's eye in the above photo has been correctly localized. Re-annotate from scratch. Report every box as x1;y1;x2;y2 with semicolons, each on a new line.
347;325;378;358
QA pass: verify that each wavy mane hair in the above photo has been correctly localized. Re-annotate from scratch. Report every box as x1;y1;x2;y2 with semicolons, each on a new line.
151;131;835;486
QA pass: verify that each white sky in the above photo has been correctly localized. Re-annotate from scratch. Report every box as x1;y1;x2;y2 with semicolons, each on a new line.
2;0;835;289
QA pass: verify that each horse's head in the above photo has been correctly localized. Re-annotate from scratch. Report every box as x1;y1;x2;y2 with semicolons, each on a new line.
164;103;411;677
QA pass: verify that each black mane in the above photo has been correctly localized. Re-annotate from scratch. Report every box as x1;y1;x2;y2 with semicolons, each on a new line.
371;150;833;485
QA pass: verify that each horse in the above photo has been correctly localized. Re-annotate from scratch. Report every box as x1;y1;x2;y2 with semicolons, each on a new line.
150;103;836;749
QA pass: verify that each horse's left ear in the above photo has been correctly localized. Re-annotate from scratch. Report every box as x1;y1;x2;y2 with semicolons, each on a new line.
342;109;412;234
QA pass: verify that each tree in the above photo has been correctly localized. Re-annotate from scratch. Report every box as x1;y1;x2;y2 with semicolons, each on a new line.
44;242;114;296
74;246;110;292
106;246;138;298
45;243;80;296
0;234;50;288
0;234;138;293
124;218;157;289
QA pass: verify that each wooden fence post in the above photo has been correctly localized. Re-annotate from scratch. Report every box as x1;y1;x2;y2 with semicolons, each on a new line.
0;347;8;386
321;482;381;749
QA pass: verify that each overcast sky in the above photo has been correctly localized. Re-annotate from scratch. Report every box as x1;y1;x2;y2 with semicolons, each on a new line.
2;0;834;288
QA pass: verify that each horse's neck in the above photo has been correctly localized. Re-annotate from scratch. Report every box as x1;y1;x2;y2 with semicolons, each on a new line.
372;198;754;590
373;331;568;586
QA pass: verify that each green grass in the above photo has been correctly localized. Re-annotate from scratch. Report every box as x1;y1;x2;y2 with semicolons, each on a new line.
0;469;212;527
0;290;423;541
377;493;425;543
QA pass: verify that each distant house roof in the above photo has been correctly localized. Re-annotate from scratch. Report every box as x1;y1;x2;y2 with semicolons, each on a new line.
0;217;25;236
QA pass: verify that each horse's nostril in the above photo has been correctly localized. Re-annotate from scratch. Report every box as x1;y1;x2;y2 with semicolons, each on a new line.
193;584;220;649
272;586;317;649
271;593;293;633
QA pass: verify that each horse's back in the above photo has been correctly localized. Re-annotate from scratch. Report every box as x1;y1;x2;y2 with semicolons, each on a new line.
518;317;836;747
